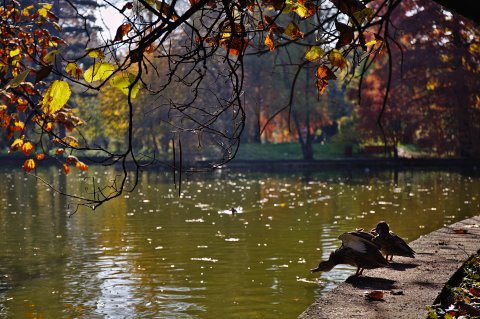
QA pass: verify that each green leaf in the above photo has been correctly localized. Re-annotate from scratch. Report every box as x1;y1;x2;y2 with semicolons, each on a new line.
41;80;71;115
304;46;325;61
328;49;347;70
83;62;115;83
6;69;30;88
109;73;140;99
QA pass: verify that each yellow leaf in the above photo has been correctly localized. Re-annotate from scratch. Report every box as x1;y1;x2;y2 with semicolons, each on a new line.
328;49;347;70
304;46;325;62
292;2;316;19
43;50;59;64
11;138;24;151
86;49;105;59
39;3;53;10
365;40;377;47
38;7;48;17
22;5;34;16
66;62;83;79
9;48;20;57
426;79;439;91
84;62;115;83
109;73;140;99
42;80;71;115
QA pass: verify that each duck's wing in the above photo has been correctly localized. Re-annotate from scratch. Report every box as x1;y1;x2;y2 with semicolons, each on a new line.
391;233;415;256
348;229;376;242
339;232;378;254
338;233;389;268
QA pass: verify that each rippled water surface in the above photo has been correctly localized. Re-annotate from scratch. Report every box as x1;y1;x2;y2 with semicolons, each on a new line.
0;167;479;318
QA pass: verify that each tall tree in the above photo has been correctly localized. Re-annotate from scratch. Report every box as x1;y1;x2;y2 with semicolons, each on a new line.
358;0;480;157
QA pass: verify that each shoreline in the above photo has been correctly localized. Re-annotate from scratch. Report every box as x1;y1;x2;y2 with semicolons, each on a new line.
298;216;480;319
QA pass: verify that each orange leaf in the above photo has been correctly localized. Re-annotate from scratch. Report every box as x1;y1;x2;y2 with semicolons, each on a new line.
113;23;132;42
265;30;275;51
11;138;24;151
21;141;34;156
317;65;336;80
63;163;71;174
36;153;45;160
75;161;89;171
23;159;36;172
365;290;384;301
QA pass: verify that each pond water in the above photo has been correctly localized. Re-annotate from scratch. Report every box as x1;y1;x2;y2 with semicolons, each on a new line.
0;166;479;318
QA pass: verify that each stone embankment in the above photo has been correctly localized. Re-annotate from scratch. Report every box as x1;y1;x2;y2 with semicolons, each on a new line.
299;216;480;319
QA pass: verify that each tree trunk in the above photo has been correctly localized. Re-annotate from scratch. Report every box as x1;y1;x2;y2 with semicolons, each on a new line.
293;111;314;160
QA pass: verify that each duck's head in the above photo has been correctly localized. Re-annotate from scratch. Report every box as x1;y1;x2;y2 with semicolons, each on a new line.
375;221;390;235
310;253;336;273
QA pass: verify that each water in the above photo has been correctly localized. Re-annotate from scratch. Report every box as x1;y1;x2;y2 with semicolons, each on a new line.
0;166;479;318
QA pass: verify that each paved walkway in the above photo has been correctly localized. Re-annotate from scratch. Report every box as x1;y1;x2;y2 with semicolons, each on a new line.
299;216;480;319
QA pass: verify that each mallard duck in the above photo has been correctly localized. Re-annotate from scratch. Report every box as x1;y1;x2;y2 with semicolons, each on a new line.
311;232;389;276
372;221;415;262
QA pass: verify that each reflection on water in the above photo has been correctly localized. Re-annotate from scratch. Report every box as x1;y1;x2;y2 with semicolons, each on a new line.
0;167;479;318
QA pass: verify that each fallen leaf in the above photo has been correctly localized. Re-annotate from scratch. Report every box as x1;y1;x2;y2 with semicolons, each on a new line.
365;290;384;301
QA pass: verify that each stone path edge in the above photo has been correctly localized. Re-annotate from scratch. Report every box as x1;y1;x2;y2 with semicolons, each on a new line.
299;216;480;319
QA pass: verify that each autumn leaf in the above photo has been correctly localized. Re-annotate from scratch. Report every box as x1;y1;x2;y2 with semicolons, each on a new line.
365;290;384;301
426;79;439;91
155;1;179;20
63;163;70;174
113;23;132;42
76;161;89;171
11;138;24;151
21;141;34;156
84;62;115;83
23;159;36;172
35;65;52;83
41;80;71;115
63;136;79;148
317;65;336;81
6;69;30;88
292;2;316;19
316;65;336;95
36;153;45;160
284;21;304;39
86;48;105;59
109;72;141;99
9;48;21;57
120;2;134;13
219;37;251;56
66;62;83;79
304;46;325;62
265;30;275;51
335;21;354;47
328;49;347;70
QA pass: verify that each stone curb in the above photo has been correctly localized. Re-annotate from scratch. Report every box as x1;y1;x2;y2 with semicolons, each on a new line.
299;216;480;319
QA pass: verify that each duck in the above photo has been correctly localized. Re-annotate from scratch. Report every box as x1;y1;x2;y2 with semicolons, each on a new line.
372;221;415;262
311;232;389;276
